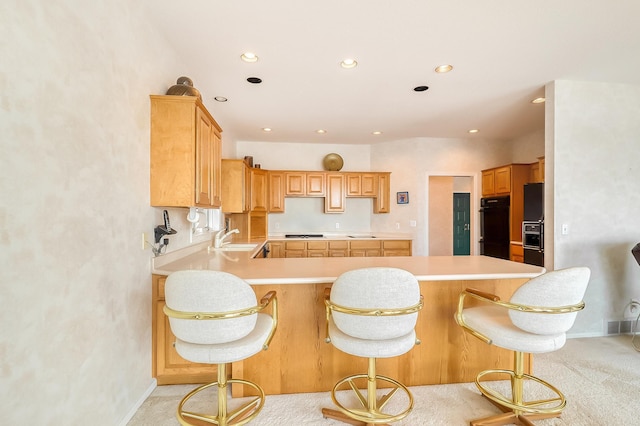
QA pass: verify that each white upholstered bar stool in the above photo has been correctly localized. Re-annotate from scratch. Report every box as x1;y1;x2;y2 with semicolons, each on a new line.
322;267;423;426
455;267;590;426
163;270;278;426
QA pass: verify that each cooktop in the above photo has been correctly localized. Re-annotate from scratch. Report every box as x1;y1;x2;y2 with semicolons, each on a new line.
284;234;324;238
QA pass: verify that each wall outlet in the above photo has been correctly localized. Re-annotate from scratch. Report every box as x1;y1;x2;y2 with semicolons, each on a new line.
561;223;569;235
141;232;147;250
335;222;340;229
410;220;417;227
396;222;400;230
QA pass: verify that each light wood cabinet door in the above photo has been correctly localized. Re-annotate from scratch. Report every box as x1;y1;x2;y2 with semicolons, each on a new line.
221;159;249;213
250;168;268;211
346;173;378;197
268;171;285;213
325;173;345;213
150;95;222;208
267;242;283;258
374;173;390;213
285;172;306;196
306;173;326;196
494;166;511;194
152;275;216;385
382;240;412;256
482;170;495;197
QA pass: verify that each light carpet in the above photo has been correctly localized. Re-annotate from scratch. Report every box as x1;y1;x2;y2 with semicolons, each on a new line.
128;335;640;425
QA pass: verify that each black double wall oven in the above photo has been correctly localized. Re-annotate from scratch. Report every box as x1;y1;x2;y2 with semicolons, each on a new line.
522;182;544;266
479;195;510;260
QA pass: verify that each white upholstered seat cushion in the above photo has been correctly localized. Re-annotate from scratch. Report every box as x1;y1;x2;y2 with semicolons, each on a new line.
328;319;417;358
175;313;274;364
462;305;566;354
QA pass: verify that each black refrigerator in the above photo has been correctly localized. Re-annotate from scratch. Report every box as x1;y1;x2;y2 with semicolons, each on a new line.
522;183;544;266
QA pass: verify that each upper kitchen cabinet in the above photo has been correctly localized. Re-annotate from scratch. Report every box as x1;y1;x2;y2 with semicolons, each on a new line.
268;171;285;213
250;168;268;212
481;165;529;198
346;173;378;197
325;173;345;213
221;159;250;213
150;95;222;208
373;173;391;213
285;172;325;196
529;157;545;183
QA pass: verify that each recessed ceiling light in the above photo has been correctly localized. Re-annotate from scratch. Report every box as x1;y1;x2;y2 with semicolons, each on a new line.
414;86;429;92
262;127;272;132
247;77;262;84
340;58;358;69
316;129;327;134
435;64;453;73
468;129;479;134
531;97;546;104
241;52;258;63
214;96;228;102
372;131;383;135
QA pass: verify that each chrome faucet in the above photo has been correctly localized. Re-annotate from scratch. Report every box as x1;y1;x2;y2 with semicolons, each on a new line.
214;228;239;248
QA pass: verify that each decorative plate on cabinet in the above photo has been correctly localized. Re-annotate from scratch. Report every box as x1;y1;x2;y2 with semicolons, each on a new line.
323;153;344;171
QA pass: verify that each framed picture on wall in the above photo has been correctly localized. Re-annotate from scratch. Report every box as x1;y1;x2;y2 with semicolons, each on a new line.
397;191;409;204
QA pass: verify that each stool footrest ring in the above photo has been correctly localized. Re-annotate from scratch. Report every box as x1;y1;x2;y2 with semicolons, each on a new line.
177;378;265;426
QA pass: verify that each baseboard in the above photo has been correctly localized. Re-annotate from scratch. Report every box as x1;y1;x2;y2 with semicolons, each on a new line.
118;378;157;426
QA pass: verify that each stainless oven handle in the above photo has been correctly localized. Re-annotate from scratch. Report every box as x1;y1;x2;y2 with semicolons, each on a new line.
539;222;544;252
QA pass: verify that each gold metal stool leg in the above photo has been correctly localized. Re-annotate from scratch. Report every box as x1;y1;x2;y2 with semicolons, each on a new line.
176;363;265;426
322;358;412;425
470;352;566;426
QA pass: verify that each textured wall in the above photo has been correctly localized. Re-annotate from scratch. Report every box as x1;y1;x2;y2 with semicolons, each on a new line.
0;1;183;424
549;80;640;335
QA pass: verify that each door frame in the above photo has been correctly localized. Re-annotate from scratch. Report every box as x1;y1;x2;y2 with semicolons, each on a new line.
425;171;480;256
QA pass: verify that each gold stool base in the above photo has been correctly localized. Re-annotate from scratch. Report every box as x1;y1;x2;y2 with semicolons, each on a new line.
176;364;265;426
470;352;566;426
322;358;413;425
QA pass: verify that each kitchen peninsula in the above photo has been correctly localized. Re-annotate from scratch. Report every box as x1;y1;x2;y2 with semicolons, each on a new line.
151;240;544;395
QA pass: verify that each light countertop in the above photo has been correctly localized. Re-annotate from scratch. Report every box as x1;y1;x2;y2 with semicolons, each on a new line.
152;241;545;285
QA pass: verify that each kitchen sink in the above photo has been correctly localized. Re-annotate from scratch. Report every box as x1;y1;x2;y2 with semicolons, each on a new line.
209;243;258;252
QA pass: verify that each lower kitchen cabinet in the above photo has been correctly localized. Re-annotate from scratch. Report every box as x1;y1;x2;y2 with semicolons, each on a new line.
152;275;217;385
382;240;412;256
350;240;382;257
268;239;411;258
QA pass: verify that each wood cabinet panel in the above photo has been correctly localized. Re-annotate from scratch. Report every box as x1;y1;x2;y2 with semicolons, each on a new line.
285;172;306;196
306;173;326;196
268;171;285;213
232;278;531;396
494;166;511;194
150;95;222;208
221;159;250;213
374;173;390;213
152;275;217;385
250;168;268;211
325;174;345;213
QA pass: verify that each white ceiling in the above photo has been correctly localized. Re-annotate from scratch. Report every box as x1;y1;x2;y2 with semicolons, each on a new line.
146;0;640;145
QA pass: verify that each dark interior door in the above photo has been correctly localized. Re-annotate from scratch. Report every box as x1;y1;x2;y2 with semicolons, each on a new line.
453;193;470;255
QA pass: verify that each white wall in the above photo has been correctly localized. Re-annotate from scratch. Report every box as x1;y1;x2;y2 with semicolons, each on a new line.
0;1;185;424
548;80;640;335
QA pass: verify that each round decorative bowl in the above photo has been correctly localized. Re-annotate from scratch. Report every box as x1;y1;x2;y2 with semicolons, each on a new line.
323;153;344;171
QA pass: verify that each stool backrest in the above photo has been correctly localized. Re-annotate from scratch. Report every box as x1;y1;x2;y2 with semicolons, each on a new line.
165;270;257;344
509;267;590;335
331;267;420;340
